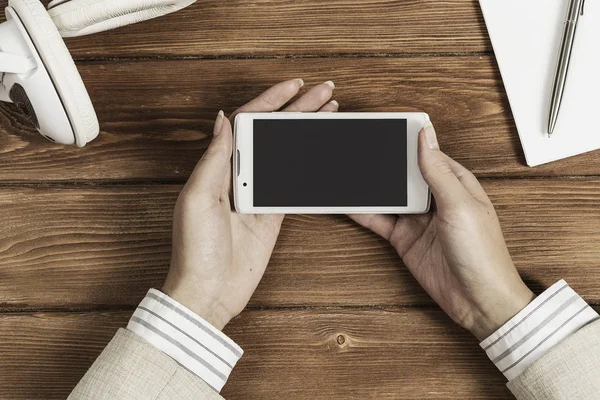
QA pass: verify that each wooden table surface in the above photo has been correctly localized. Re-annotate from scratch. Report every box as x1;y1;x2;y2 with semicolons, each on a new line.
1;1;600;398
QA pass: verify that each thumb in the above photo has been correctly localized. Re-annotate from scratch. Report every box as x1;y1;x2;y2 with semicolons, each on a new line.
185;111;233;199
418;122;468;208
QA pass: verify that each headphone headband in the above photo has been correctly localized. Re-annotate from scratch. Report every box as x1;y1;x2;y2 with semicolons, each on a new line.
47;0;196;37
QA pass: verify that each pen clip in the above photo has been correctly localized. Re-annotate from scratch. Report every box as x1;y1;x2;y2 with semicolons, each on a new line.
581;0;586;16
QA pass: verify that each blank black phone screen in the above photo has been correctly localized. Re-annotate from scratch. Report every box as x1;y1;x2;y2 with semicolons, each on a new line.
253;119;407;207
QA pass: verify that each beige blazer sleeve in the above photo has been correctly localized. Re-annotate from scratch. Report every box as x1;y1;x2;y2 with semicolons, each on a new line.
68;328;224;400
508;319;600;400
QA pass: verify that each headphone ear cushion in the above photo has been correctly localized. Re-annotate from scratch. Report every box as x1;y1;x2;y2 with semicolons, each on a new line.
8;0;99;146
48;0;196;37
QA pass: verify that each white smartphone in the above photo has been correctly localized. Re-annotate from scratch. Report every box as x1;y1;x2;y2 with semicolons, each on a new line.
233;112;431;214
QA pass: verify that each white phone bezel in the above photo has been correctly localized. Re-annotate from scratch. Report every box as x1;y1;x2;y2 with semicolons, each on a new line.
233;112;431;214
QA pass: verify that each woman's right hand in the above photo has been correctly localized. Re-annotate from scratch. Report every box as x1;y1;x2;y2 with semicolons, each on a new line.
350;122;535;340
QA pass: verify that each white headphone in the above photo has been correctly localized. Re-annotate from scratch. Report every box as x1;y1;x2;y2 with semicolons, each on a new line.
48;0;196;37
0;0;196;147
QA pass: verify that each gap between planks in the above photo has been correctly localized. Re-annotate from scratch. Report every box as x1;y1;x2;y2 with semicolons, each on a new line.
71;51;494;63
0;175;599;188
0;304;447;315
2;303;599;315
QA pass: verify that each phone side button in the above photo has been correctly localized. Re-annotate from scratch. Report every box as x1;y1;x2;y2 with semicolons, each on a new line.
236;150;241;176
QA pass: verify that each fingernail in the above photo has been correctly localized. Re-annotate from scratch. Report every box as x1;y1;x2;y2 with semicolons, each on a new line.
324;80;335;89
295;78;305;88
329;100;339;108
214;110;224;136
422;121;439;150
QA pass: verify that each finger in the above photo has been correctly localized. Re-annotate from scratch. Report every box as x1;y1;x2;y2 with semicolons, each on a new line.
231;79;304;119
349;213;431;257
283;81;335;112
222;147;233;202
186;111;233;199
444;155;491;205
349;214;398;241
318;100;339;112
418;122;469;208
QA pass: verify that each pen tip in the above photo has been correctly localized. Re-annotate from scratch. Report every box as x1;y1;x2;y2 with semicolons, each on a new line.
547;121;556;138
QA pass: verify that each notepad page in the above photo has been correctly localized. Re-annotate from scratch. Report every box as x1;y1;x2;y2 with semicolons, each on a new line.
479;0;600;166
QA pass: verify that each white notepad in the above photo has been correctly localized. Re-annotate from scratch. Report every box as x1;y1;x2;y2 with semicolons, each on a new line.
479;0;600;166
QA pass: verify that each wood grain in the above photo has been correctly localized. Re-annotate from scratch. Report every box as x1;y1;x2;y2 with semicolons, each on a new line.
0;0;490;58
2;57;600;182
0;180;599;310
1;0;595;398
0;309;512;400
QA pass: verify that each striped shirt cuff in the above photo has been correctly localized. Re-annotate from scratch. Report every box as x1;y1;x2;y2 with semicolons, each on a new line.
126;289;243;392
480;280;599;381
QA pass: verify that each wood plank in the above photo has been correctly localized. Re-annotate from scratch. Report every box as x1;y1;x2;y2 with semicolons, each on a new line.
0;0;490;58
0;309;512;399
1;179;599;310
2;57;600;181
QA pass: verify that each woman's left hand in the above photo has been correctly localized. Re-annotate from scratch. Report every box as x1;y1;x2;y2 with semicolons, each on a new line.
163;79;339;329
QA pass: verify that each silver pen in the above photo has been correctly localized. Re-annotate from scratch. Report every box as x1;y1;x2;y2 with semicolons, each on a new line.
548;0;586;137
